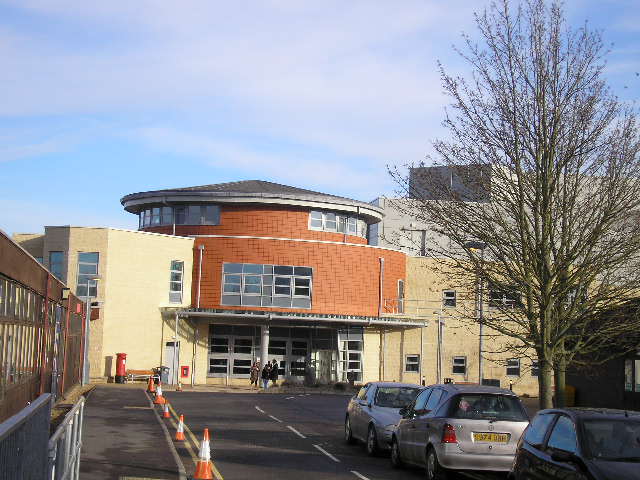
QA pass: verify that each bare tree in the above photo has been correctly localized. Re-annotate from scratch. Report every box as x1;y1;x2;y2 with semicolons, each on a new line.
391;0;640;408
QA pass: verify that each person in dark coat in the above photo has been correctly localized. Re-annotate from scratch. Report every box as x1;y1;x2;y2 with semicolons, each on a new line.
269;359;279;386
250;360;261;389
261;362;271;389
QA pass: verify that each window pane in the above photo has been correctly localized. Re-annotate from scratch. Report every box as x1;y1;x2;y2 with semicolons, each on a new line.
162;207;173;224
78;263;97;275
275;286;291;295
203;205;219;225
625;360;633;391
324;212;336;230
524;413;556;446
224;274;241;284
274;265;293;275
174;206;187;224
294;267;312;277
243;264;262;274
223;263;243;273
244;285;261;294
224;284;241;293
310;211;323;228
294;287;309;296
274;277;290;286
78;252;99;264
244;275;261;285
548;416;577;453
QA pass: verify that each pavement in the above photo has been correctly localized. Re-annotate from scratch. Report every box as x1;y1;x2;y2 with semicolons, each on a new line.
80;386;184;480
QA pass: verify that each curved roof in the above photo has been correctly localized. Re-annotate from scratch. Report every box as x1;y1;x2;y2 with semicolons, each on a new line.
121;180;383;222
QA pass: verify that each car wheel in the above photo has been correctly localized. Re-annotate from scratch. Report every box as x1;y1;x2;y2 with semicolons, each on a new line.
390;437;403;469
426;447;448;480
366;425;379;456
344;416;356;444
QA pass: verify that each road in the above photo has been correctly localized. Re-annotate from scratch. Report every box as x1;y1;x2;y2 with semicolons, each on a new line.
164;391;507;480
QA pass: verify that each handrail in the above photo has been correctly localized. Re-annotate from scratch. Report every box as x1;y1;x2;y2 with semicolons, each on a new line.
0;394;52;441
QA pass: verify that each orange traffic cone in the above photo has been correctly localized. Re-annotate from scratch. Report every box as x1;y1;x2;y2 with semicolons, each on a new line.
175;415;186;441
193;428;214;479
154;384;166;405
147;375;156;393
163;402;170;418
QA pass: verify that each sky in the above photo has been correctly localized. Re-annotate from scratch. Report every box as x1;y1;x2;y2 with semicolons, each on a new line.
1;0;638;236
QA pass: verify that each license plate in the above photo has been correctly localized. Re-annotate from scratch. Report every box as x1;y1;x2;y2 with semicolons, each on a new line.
472;432;510;443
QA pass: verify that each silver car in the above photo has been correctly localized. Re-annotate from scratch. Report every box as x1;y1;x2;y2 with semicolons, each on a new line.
345;381;422;455
391;384;530;479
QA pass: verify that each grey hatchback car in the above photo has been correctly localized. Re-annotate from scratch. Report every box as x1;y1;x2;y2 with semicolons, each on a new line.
345;382;422;455
391;384;530;479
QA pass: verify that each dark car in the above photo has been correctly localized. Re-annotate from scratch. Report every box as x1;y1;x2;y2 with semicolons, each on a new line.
511;408;640;480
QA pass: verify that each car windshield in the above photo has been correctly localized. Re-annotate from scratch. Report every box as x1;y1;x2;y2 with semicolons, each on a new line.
584;418;640;462
450;394;528;421
374;387;421;408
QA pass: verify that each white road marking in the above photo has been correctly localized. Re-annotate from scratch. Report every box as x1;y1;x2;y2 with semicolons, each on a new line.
313;444;340;463
298;394;305;397
255;406;265;414
285;396;295;399
351;471;370;480
305;393;311;396
287;425;307;438
269;415;283;423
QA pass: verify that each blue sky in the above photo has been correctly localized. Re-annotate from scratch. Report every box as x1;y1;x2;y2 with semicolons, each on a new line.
1;0;638;236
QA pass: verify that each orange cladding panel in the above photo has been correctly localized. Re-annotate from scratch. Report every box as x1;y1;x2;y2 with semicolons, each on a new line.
191;237;405;317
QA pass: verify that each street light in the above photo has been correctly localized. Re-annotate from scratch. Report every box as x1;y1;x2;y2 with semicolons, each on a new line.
464;241;486;385
433;310;445;384
82;275;101;385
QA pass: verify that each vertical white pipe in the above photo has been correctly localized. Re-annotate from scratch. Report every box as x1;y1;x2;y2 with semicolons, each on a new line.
260;325;270;366
378;257;385;317
196;244;204;308
174;312;179;385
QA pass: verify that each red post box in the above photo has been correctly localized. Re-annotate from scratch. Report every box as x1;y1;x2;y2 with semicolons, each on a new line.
115;353;127;383
181;366;189;378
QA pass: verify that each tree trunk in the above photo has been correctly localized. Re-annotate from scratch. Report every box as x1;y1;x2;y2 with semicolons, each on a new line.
554;356;567;408
538;358;554;409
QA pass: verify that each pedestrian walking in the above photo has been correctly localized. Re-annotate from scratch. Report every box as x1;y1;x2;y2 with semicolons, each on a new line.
270;359;279;387
250;360;261;389
261;362;271;390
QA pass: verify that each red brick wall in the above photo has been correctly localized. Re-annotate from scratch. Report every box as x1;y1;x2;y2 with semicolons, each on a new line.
143;205;369;244
192;237;405;317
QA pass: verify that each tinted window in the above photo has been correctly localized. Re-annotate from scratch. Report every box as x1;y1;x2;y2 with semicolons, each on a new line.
425;389;444;411
524;413;556;446
583;418;640;460
450;394;528;421
374;387;421;408
414;388;432;411
356;385;369;401
547;416;577;453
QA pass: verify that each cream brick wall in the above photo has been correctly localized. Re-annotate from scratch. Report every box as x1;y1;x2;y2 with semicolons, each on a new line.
361;257;540;397
100;228;194;381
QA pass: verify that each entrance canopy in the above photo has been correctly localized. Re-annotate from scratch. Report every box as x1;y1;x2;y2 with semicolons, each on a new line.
176;308;427;328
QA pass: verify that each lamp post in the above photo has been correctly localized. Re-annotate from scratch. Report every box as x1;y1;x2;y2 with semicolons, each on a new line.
464;241;486;385
82;275;101;385
433;310;445;384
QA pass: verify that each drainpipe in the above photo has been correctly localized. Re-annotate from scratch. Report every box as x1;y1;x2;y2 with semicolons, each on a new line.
174;312;179;385
378;257;385;317
420;323;424;386
196;244;205;308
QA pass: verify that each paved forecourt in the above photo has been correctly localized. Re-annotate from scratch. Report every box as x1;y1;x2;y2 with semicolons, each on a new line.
163;391;506;480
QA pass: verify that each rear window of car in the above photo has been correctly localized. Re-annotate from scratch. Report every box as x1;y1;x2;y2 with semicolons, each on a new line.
583;418;640;460
448;394;528;421
374;387;421;408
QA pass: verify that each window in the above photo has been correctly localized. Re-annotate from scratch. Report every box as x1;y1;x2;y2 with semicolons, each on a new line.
169;260;184;303
356;385;369;401
524;413;556;446
506;358;521;376
339;337;363;382
221;263;313;309
308;210;367;238
138;204;220;228
489;287;521;309
443;290;456;308
453;356;467;375
210;337;229;353
397;280;405;313
425;388;444;411
532;360;539;377
49;251;64;281
405;355;420;373
413;388;432;411
548;416;577;453
209;358;228;374
76;252;99;298
625;360;633;391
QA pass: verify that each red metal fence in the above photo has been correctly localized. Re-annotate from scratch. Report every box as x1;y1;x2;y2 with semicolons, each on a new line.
0;231;85;422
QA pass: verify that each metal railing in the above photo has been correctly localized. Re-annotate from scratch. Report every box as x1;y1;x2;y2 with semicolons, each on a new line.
47;396;85;480
0;393;52;480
